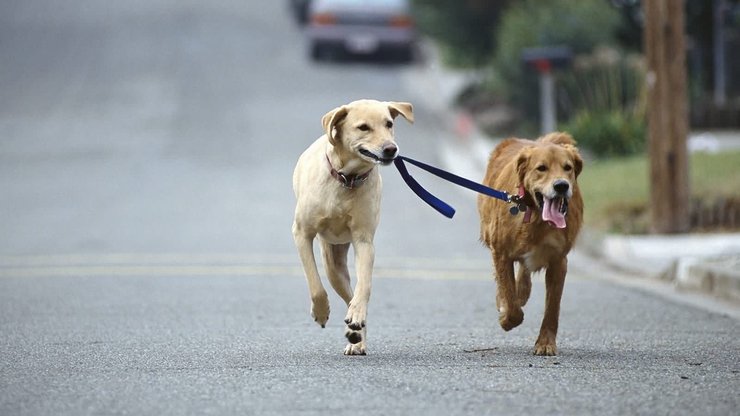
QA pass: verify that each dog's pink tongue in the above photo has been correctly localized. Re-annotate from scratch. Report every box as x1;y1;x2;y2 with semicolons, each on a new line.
542;197;567;229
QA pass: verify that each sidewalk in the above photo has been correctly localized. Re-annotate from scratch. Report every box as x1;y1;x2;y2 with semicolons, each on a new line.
404;40;740;307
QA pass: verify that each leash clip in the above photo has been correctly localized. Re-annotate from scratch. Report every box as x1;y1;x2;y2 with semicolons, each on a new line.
507;193;528;216
508;196;528;216
507;193;519;215
507;186;531;224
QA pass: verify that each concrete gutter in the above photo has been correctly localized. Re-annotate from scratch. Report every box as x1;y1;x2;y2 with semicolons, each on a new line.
598;233;740;304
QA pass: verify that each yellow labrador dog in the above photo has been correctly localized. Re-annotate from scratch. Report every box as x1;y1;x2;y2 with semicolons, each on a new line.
292;99;413;355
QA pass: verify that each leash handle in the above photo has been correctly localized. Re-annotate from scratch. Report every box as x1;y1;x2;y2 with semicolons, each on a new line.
394;157;456;218
393;155;512;219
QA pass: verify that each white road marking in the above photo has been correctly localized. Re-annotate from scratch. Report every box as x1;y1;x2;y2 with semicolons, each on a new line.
0;253;491;280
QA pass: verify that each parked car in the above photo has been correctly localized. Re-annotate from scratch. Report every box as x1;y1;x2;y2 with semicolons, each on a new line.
305;0;416;62
289;0;313;25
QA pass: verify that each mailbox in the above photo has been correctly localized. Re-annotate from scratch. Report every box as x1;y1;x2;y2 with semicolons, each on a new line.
520;46;573;133
522;46;573;73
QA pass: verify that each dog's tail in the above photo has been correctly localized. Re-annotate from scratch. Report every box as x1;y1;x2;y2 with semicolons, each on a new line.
539;132;576;147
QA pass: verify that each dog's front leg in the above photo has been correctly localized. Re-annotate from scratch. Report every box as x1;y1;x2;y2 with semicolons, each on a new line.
535;257;567;356
293;227;330;328
493;253;524;331
343;239;374;355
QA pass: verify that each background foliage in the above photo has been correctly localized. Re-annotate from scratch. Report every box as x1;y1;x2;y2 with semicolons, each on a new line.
558;48;647;157
411;0;509;67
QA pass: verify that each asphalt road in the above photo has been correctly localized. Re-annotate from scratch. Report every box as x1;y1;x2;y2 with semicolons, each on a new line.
1;1;739;415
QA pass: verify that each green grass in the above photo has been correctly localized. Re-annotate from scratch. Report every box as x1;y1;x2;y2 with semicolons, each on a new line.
579;151;740;232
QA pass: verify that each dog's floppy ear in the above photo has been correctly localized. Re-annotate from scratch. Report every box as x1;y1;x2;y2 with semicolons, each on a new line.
516;147;532;185
387;102;414;124
564;144;583;178
321;106;348;145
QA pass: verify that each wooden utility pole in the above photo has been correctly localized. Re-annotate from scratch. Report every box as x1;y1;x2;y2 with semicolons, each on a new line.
643;0;690;233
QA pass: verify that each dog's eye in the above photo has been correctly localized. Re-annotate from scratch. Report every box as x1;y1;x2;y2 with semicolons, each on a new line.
564;164;573;171
536;165;548;172
358;124;370;132
386;121;393;129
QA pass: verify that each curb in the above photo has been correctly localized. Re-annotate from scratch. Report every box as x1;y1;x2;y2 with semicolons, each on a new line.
583;228;740;306
674;256;740;304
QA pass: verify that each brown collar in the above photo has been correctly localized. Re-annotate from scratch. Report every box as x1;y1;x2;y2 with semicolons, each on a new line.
326;155;374;189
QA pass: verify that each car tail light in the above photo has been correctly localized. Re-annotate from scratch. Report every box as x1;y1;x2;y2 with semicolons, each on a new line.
389;15;413;28
311;12;337;26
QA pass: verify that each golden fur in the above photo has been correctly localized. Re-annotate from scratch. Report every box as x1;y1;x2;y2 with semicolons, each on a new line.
477;132;583;356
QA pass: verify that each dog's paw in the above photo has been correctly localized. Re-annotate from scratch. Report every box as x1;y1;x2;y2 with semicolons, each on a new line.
534;332;557;356
345;328;363;344
534;342;557;356
344;303;367;331
311;292;330;328
344;342;367;356
498;308;524;331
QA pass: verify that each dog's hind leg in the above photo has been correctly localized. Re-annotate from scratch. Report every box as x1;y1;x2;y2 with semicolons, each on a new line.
320;240;353;304
516;264;532;308
293;225;330;328
534;257;567;356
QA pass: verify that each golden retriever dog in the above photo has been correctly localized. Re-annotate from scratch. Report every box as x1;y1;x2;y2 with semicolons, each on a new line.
292;99;413;355
477;132;583;356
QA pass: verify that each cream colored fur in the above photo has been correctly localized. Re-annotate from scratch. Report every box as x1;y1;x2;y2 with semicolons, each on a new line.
292;99;413;355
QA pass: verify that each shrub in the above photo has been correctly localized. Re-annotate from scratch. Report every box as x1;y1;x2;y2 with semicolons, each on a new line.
559;47;647;157
563;110;645;157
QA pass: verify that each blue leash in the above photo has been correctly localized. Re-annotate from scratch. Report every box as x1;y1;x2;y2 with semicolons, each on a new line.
393;155;511;219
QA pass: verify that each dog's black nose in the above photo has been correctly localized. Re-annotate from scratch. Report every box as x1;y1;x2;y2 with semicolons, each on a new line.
553;180;570;194
382;143;398;159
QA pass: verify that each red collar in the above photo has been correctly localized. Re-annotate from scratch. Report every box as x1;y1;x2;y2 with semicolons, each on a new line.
510;184;537;223
518;184;533;223
326;155;374;189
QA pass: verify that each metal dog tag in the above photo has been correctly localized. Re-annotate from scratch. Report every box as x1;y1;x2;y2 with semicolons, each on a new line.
509;206;520;216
